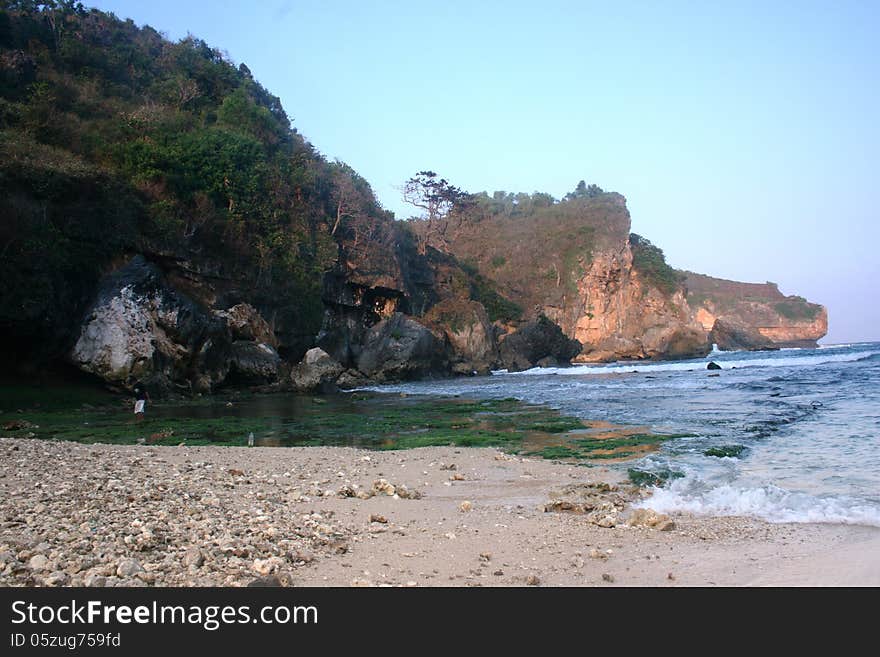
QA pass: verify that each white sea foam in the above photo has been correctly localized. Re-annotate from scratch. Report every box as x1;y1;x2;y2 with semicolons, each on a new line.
636;477;880;527
507;348;880;377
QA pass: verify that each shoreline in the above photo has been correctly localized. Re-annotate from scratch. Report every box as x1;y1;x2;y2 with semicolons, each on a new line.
1;437;878;587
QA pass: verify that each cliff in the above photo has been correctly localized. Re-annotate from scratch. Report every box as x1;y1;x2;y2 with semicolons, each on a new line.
442;192;709;362
0;5;827;394
684;273;827;349
439;190;826;359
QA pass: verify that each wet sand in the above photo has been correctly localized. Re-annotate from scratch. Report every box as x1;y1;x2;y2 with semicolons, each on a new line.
1;437;877;587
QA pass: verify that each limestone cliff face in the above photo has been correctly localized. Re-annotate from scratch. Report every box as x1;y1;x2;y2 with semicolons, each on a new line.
757;313;827;346
566;247;709;362
444;194;709;362
684;273;827;349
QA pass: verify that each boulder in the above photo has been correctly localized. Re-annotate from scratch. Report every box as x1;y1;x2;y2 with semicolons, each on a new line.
499;315;581;372
69;255;231;392
228;341;281;383
710;319;779;351
335;369;370;390
423;299;499;375
291;348;345;392
214;303;278;347
707;361;722;370
659;327;713;359
355;313;449;381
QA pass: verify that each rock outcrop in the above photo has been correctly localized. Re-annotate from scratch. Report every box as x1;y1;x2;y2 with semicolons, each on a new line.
424;299;499;375
709;318;778;351
443;194;711;363
290;347;345;392
214;304;278;348
227;341;281;383
499;315;582;372
685;273;827;349
355;313;449;382
568;248;709;362
69;256;280;393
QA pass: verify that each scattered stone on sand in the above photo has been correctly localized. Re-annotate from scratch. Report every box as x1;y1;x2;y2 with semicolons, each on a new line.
602;573;615;583
183;548;204;568
628;508;676;531
1;436;860;589
248;575;283;587
526;574;541;586
369;514;388;524
544;483;633;528
44;571;70;586
459;501;473;513
28;554;49;571
116;558;144;578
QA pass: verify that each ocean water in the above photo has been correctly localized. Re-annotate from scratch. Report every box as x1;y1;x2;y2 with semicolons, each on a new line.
362;342;880;527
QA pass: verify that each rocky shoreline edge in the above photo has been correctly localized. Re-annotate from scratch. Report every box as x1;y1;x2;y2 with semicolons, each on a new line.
2;437;878;587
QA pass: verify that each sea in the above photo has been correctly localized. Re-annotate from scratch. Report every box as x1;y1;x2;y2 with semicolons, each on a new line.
363;342;880;527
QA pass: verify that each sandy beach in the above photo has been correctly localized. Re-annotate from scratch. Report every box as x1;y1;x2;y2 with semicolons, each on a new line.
1;437;878;587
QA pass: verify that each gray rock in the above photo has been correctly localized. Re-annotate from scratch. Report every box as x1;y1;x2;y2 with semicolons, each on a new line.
499;315;581;372
356;313;448;381
44;571;69;587
228;341;280;383
69;255;232;392
28;554;49;571
214;303;277;347
116;558;145;578
710;319;779;352
84;574;106;587
335;369;370;390
182;547;204;568
247;575;283;587
290;348;344;392
424;300;499;374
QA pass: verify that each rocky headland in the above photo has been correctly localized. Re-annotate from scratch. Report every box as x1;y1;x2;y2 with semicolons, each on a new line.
0;4;826;398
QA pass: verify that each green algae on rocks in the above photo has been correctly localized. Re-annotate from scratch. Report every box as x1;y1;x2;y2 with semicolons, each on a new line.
703;444;747;458
1;384;689;461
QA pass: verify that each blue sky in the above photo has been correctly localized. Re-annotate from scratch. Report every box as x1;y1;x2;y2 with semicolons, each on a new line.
89;1;880;342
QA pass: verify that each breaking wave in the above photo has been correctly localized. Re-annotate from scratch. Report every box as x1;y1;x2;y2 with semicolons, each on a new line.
637;476;880;527
505;346;880;376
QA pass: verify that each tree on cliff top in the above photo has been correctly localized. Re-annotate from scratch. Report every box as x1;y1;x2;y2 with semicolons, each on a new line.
402;171;470;254
564;180;604;201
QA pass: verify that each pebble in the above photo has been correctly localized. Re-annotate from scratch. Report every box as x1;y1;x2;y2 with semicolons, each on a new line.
0;438;353;587
28;554;49;571
182;548;204;568
44;571;69;586
116;558;144;578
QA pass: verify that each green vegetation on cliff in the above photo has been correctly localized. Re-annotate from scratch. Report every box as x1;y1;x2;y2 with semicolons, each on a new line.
683;272;823;324
441;183;630;320
0;2;391;361
628;233;684;296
